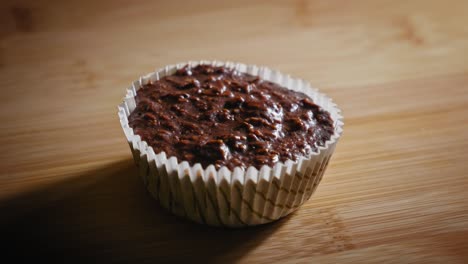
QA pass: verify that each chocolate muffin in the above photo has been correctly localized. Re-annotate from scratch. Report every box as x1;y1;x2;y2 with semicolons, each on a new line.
118;61;343;227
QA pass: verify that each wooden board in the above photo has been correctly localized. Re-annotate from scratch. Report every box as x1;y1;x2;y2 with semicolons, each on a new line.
1;0;468;262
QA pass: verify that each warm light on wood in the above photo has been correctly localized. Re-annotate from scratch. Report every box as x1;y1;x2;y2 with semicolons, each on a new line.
0;0;467;262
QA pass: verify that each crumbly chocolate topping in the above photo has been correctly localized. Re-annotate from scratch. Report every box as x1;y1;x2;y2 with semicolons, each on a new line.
128;64;334;170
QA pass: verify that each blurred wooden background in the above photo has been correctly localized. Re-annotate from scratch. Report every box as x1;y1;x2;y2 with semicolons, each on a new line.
1;0;467;263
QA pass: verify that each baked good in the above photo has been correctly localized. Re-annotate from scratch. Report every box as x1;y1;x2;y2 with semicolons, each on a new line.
118;61;343;227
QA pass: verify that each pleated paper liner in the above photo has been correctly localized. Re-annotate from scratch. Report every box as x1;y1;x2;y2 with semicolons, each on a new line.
118;61;343;227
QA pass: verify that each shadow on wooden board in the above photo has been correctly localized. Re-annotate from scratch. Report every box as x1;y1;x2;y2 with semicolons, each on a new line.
0;159;287;263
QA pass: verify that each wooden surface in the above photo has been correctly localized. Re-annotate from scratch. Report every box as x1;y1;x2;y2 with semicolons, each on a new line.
1;0;468;263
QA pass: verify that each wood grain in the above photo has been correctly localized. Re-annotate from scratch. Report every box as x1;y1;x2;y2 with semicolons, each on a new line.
1;0;468;263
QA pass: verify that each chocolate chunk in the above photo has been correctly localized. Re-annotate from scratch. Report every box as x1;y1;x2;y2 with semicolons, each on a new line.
223;135;248;153
244;99;267;111
301;98;319;109
286;117;306;132
175;65;192;76
199;140;231;163
217;109;234;122
142;112;156;121
245;117;271;127
166;75;200;90
224;96;245;109
128;64;334;169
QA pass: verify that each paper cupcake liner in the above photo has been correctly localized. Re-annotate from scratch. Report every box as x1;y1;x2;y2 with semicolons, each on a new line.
118;61;343;227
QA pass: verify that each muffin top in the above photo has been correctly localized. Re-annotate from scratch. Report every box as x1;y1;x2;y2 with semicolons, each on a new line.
128;64;334;170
